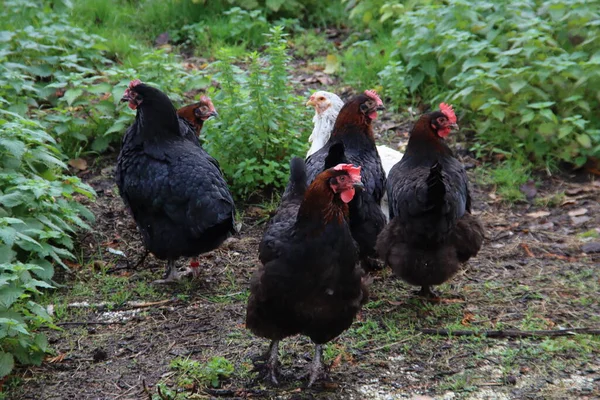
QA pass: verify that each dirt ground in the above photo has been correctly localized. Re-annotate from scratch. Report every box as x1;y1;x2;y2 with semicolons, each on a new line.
7;65;600;399
9;127;600;400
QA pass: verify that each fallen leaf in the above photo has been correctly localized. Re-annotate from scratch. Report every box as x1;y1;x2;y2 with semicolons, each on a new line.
330;353;343;370
568;208;588;217
529;222;554;231
521;243;535;258
461;312;475;326
68;158;88;171
571;216;591;226
324;54;340;74
519;180;537;201
387;300;404;306
46;353;67;363
526;211;551;219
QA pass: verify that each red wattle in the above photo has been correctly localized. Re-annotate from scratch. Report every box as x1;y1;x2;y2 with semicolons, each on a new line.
340;189;355;203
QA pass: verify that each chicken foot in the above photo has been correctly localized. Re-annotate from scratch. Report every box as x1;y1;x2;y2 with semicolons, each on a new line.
153;259;193;284
307;343;327;387
251;340;280;385
417;285;439;299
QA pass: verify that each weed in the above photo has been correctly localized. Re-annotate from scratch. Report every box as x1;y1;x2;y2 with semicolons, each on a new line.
170;356;234;388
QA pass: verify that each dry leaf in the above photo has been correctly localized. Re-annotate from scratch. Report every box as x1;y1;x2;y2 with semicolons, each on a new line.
324;54;340;74
461;312;475;326
330;353;343;370
68;158;88;171
568;208;588;217
46;353;67;363
526;211;551;219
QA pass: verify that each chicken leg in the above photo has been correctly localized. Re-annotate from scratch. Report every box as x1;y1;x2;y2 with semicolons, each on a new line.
307;343;326;387
417;285;439;299
153;259;191;284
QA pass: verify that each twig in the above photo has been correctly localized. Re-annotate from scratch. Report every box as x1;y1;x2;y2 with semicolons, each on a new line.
142;379;152;400
364;334;421;353
419;327;600;338
60;298;177;311
56;321;128;326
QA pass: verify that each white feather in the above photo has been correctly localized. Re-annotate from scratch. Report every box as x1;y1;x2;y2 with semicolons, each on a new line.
306;91;404;222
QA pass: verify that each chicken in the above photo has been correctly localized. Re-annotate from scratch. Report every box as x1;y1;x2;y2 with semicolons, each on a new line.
247;156;368;387
116;79;236;283
305;91;345;157
305;90;403;221
177;95;218;140
305;90;387;271
376;103;484;298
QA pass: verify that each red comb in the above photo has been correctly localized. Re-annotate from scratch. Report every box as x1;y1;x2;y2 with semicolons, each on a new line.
439;103;457;123
333;163;362;182
129;79;142;89
364;90;383;106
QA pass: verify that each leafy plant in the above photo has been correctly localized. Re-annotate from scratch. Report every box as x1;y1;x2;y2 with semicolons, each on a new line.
380;0;600;169
170;356;234;388
204;26;311;198
0;111;95;378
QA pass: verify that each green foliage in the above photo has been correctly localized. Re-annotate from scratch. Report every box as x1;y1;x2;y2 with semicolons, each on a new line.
1;0;209;158
205;27;311;198
170;356;234;388
380;0;600;168
0;111;95;378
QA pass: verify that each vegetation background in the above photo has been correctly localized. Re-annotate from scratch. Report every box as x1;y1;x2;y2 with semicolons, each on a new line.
0;0;598;398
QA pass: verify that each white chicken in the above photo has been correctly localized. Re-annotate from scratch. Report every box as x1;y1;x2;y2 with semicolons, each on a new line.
305;90;404;221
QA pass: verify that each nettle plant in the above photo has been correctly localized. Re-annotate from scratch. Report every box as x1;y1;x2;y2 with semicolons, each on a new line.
0;0;208;158
0;111;95;378
383;0;600;168
204;26;311;198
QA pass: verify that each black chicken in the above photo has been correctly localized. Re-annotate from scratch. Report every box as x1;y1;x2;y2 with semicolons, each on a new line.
116;80;236;283
305;90;387;271
247;155;368;387
376;103;484;297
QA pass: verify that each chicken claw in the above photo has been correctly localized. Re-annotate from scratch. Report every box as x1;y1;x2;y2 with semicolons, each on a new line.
251;340;280;385
307;344;327;388
152;260;191;284
417;285;440;299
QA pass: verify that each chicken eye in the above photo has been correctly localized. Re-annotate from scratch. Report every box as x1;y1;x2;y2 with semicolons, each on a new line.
360;103;369;112
318;97;325;101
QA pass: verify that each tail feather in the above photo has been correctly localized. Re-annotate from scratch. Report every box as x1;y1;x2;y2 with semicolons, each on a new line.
324;142;347;170
425;161;445;211
282;157;308;201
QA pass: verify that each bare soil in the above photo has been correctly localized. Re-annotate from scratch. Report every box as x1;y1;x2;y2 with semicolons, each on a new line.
7;61;600;399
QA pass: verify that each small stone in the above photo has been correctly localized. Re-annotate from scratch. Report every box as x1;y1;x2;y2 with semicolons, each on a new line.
92;348;108;363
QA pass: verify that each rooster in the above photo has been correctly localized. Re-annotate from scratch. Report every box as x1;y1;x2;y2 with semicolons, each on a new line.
305;90;403;221
305;90;387;271
376;103;484;297
177;95;218;140
116;80;236;283
247;156;368;387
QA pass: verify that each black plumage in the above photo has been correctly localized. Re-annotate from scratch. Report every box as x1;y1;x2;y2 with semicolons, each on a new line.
247;156;368;387
115;81;235;282
377;106;484;297
305;92;387;271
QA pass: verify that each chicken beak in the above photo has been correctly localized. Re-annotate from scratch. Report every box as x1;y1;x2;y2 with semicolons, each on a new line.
450;123;459;131
120;91;131;103
353;180;364;190
376;105;386;112
209;110;219;119
306;99;315;107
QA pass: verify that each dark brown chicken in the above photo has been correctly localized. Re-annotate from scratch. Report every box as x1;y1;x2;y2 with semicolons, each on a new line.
376;103;484;297
305;90;387;272
176;95;218;139
247;156;368;387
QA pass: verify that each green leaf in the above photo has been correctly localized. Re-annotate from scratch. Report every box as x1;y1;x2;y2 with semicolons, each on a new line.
528;102;555;109
538;123;555;136
265;0;284;12
0;192;25;208
0;284;25;308
491;109;505;122
0;352;14;378
63;88;84;106
576;134;592;148
558;125;573;139
509;80;528;94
